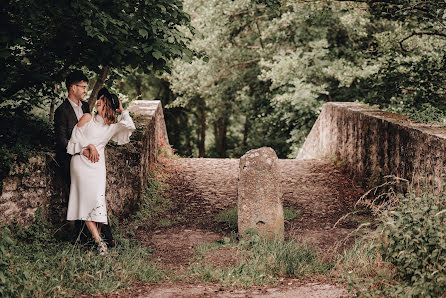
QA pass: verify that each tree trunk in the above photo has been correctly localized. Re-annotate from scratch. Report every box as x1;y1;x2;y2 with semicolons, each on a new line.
242;116;249;147
198;98;206;157
215;117;227;158
184;115;192;156
49;84;58;123
88;65;111;112
135;75;143;97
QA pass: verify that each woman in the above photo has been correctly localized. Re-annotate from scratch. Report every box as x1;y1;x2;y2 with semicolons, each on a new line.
66;88;135;254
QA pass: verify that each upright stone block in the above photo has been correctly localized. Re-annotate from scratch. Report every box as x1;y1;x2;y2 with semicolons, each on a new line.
238;147;284;240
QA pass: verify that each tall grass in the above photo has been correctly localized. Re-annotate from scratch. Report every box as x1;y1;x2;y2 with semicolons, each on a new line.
334;178;446;297
0;211;164;297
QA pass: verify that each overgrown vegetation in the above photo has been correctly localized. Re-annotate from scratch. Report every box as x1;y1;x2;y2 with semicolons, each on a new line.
335;182;446;297
0;210;164;297
190;234;330;287
0;107;53;191
131;171;172;225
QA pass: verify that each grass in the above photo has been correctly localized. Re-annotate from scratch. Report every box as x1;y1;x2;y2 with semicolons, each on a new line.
189;235;330;287
0;216;165;297
332;179;446;297
215;208;238;230
1;152;178;297
215;206;300;231
331;234;403;297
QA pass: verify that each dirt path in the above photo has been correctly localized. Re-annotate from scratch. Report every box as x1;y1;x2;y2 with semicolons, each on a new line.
106;158;364;297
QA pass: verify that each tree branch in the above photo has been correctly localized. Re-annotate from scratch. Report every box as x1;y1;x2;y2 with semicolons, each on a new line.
88;65;111;112
399;31;446;52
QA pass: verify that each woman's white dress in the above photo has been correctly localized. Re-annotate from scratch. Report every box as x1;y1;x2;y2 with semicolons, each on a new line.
66;111;135;224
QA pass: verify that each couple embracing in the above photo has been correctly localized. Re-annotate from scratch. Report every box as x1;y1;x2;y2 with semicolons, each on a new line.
54;70;135;255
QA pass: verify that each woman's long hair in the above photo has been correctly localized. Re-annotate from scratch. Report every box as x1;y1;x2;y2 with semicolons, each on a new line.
97;88;117;125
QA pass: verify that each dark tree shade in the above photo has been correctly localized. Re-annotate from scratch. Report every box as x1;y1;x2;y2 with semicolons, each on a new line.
0;0;193;101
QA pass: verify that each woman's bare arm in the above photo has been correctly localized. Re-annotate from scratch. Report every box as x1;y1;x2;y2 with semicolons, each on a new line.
76;113;99;162
77;113;92;127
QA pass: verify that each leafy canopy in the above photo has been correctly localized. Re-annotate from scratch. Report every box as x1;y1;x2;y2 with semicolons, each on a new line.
1;0;193;101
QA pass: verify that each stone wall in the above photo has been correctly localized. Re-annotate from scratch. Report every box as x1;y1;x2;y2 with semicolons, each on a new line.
0;100;169;225
297;102;446;189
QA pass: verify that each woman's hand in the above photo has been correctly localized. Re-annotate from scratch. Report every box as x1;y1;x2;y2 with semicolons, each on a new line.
87;144;100;163
116;100;124;114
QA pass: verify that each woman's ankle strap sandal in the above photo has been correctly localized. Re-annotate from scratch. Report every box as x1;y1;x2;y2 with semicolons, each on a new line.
97;239;108;255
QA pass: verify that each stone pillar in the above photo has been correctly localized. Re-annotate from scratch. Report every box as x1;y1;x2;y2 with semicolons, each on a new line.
238;147;284;240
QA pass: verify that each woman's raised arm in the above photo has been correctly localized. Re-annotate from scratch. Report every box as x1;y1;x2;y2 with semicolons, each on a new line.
77;113;92;127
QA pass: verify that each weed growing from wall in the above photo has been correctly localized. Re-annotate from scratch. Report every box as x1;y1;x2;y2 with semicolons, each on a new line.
131;170;172;225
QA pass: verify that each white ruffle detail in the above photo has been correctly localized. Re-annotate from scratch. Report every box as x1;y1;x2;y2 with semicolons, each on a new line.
66;124;88;155
111;110;136;145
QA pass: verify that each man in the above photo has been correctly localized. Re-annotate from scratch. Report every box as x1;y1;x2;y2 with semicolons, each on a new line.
55;71;92;173
54;70;114;246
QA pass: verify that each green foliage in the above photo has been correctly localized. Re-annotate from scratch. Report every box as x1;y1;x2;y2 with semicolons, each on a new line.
190;236;330;287
1;0;193;105
132;171;172;224
165;1;387;157
378;191;446;296
336;185;446;297
0;107;53;190
161;1;446;157
0;212;164;296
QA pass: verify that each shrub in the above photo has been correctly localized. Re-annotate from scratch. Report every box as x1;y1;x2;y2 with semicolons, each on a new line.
378;191;446;296
336;184;446;297
0;107;53;192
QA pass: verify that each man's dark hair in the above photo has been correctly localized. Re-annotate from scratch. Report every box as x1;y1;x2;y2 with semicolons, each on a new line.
65;70;88;91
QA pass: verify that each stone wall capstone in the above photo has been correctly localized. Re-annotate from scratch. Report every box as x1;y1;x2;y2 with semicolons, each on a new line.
0;100;169;226
297;102;446;189
238;147;284;240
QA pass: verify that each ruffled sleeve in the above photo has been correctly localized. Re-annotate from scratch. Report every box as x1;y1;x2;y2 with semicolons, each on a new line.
66;123;89;155
111;110;136;145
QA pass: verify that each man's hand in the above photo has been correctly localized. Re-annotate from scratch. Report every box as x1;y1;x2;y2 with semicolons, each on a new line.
86;144;100;163
82;148;91;159
82;148;98;163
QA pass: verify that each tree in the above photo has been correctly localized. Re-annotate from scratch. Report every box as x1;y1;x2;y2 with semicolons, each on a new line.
0;0;193;189
1;0;193;110
166;0;381;157
166;0;282;157
350;0;446;121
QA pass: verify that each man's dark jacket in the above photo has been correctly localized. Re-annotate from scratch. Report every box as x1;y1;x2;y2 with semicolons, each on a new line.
54;99;90;171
